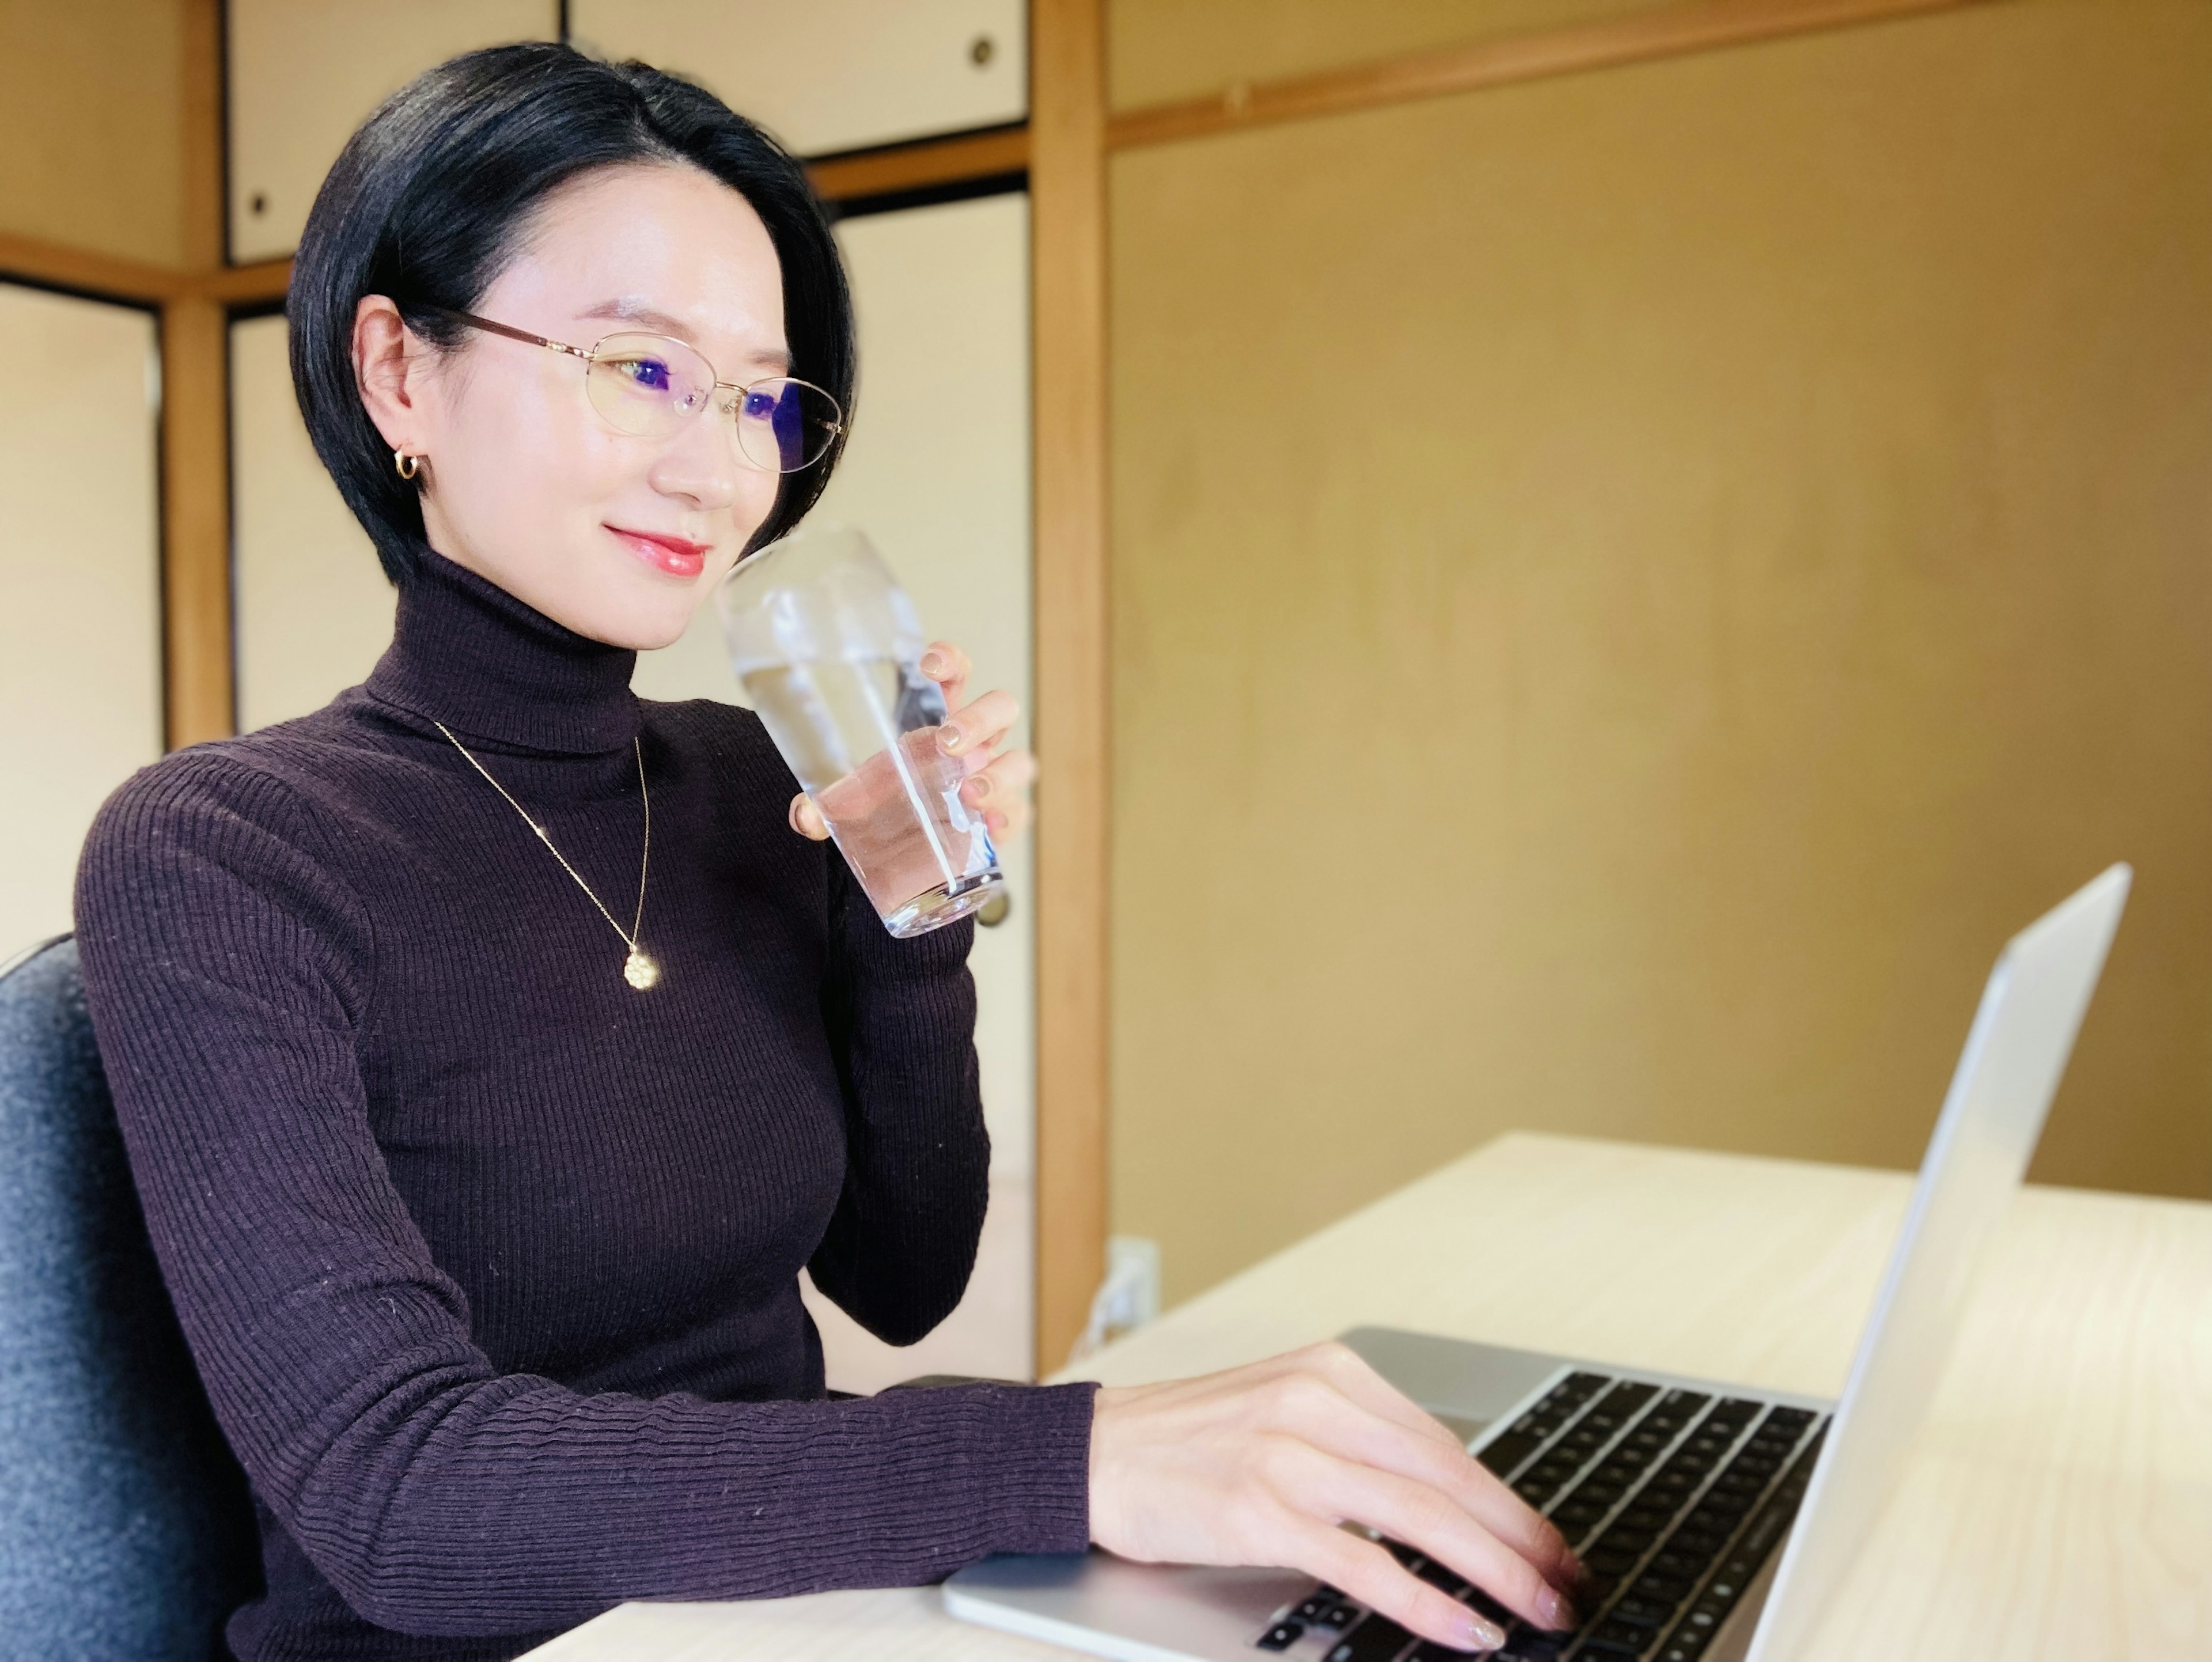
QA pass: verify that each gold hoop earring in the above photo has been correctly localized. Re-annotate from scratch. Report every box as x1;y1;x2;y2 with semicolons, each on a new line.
394;449;421;480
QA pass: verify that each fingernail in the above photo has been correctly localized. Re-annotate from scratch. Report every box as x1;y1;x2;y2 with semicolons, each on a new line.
1453;1608;1508;1650
1538;1587;1577;1631
967;774;991;798
939;725;966;754
921;650;946;676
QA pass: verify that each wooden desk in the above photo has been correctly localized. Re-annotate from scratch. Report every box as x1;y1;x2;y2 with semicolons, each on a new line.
527;1134;2212;1660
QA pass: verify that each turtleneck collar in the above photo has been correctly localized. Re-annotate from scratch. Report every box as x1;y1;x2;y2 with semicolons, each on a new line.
363;551;641;755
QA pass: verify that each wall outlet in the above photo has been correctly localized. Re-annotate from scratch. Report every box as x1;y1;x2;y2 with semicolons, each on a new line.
1069;1236;1162;1364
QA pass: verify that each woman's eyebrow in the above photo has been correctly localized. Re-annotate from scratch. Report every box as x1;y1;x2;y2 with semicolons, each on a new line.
578;298;791;373
580;297;691;335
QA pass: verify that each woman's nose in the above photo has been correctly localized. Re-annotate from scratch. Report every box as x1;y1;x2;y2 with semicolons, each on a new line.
646;403;743;509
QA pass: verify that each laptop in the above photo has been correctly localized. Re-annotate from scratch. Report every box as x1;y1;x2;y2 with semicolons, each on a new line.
946;864;2131;1662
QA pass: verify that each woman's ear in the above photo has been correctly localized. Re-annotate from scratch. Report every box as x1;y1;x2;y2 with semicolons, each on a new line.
353;294;429;453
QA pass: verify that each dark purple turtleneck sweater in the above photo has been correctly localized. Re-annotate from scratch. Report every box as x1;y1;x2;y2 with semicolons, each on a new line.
71;552;1093;1661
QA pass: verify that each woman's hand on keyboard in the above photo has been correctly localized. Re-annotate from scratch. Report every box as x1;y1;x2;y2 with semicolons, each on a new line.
1088;1342;1585;1653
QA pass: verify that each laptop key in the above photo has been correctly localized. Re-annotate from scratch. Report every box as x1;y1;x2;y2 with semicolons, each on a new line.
1454;1584;1513;1626
1587;1618;1661;1654
1257;1619;1305;1651
1588;1544;1643;1576
1414;1557;1465;1595
1610;1592;1679;1626
1325;1613;1415;1662
1476;1430;1543;1476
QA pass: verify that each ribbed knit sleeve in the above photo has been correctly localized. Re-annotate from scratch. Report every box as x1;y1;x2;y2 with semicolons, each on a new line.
73;752;1093;1641
805;855;992;1343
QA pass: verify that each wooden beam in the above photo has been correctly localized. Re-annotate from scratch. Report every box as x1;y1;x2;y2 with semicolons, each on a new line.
1029;0;1111;1376
1108;0;2002;150
160;296;234;748
0;232;180;305
199;258;293;307
161;0;235;750
807;125;1029;206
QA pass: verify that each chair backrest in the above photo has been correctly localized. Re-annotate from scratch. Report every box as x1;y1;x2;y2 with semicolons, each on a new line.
0;937;261;1660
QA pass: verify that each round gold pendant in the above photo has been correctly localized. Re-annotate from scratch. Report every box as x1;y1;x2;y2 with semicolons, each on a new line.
623;949;661;991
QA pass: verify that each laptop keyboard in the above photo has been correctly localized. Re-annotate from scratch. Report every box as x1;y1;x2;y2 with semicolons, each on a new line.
1253;1371;1831;1661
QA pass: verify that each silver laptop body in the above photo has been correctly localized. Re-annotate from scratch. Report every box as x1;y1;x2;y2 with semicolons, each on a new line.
946;865;2130;1662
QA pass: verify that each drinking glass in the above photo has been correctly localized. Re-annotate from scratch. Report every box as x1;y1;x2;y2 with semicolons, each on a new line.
714;524;1004;937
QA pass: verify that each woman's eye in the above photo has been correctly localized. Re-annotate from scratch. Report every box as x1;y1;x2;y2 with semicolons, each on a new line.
621;356;675;392
740;389;779;421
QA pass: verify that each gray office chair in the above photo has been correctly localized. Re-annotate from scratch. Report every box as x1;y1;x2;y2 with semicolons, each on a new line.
0;936;260;1660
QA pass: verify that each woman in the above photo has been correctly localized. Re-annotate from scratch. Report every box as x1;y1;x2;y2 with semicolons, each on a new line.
74;44;1581;1661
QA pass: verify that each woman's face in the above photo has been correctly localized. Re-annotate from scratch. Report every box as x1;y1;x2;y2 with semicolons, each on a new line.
356;161;792;650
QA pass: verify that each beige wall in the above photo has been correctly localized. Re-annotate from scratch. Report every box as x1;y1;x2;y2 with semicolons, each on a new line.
0;283;163;953
1108;0;2212;1303
229;313;398;732
0;0;185;267
228;0;558;262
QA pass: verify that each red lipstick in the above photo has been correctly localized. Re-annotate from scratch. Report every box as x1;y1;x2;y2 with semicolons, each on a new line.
607;524;710;578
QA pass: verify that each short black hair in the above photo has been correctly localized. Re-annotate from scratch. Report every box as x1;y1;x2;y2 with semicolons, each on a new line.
289;42;854;587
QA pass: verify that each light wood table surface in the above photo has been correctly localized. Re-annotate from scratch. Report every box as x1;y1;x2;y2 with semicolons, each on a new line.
527;1133;2212;1660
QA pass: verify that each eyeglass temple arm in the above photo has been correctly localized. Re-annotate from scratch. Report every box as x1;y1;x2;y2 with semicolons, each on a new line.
426;306;592;362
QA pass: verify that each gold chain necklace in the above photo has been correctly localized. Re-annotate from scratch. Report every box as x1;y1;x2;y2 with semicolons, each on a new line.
434;721;660;991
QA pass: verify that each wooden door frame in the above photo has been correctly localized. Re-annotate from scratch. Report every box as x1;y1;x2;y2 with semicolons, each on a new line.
1028;0;1111;1375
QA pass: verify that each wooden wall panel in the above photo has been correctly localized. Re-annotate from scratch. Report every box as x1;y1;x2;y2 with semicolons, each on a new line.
1108;0;2212;1304
0;0;186;268
1108;0;1999;150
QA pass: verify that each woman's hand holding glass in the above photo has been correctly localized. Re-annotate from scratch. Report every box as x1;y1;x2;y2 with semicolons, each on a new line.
1089;1343;1589;1653
784;641;1035;845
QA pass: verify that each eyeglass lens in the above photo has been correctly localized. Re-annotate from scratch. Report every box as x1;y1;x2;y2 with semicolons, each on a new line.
584;333;839;473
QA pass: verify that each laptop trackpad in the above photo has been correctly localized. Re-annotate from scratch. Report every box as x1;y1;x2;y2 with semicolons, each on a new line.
1336;1327;1571;1447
